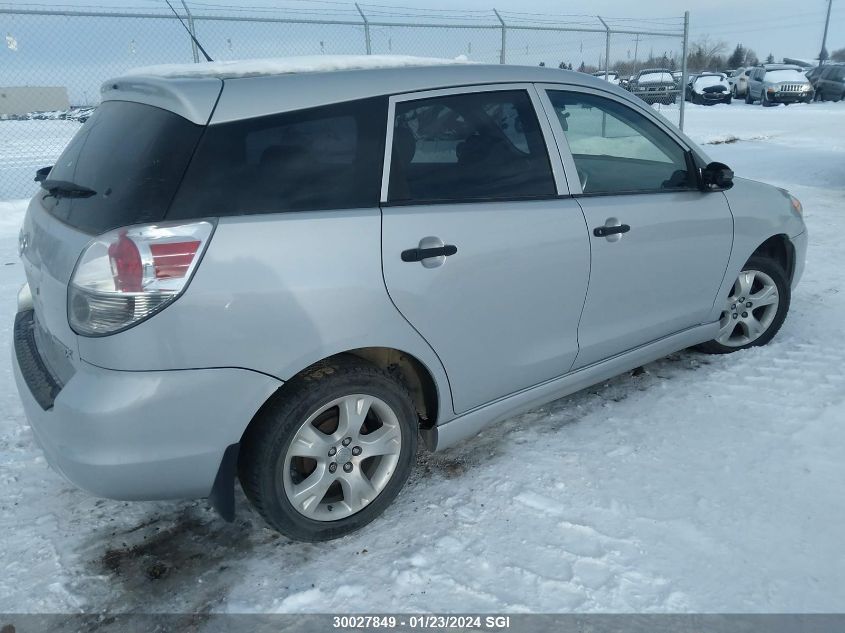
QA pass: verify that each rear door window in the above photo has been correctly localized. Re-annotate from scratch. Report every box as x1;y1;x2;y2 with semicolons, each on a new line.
43;101;203;234
387;90;555;204
169;97;387;219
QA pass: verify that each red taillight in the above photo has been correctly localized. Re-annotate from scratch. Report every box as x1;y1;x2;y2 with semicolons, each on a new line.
150;240;201;280
70;220;214;336
107;232;143;292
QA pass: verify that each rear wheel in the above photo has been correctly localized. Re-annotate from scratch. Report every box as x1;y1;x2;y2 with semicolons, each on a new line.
239;356;418;541
698;256;790;355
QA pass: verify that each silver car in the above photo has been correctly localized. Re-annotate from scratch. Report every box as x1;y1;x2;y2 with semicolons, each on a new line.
13;59;807;541
745;64;815;105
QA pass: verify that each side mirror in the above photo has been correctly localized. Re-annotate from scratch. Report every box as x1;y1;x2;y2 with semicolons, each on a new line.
34;166;52;183
701;161;734;191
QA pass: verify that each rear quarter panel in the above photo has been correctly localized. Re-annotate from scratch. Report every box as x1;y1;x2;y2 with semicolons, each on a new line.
76;209;455;420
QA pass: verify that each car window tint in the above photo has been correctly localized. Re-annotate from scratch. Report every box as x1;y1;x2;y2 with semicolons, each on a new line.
387;90;555;203
169;97;387;219
546;90;694;195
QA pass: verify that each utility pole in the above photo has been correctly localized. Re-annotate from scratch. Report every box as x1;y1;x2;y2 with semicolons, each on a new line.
633;33;640;70
819;0;833;65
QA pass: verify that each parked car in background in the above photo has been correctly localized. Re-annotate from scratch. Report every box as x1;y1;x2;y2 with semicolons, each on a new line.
728;67;751;97
812;63;845;102
12;59;807;542
626;68;677;104
805;65;826;85
686;72;732;105
592;70;620;85
745;64;814;105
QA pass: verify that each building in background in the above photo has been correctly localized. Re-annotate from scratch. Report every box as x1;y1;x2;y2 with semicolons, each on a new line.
0;86;69;117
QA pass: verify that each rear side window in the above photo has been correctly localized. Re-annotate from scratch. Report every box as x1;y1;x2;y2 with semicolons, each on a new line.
387;90;555;204
43;101;203;234
169;97;387;219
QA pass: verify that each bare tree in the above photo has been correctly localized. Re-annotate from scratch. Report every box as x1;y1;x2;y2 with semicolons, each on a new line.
687;35;728;71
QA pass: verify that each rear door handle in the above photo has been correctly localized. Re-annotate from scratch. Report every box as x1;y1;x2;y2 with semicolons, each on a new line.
401;244;458;262
593;224;630;238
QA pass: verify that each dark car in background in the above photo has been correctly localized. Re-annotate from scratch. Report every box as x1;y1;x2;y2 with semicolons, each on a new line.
812;64;845;102
626;68;677;105
686;72;732;105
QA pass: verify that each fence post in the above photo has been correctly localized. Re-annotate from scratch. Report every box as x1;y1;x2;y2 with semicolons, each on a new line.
180;0;199;63
679;10;689;131
493;9;506;64
355;3;372;55
597;16;611;80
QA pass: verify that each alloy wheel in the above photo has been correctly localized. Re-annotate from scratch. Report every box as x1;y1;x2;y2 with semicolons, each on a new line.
281;394;402;521
716;269;780;347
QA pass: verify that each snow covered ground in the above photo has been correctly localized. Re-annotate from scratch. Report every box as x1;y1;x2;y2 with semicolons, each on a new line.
0;100;843;614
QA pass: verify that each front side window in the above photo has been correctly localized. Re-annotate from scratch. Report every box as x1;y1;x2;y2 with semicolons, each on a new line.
170;97;387;219
546;90;694;195
387;90;555;204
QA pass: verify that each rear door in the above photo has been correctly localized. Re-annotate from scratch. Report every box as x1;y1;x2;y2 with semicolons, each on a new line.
537;86;733;368
380;85;590;414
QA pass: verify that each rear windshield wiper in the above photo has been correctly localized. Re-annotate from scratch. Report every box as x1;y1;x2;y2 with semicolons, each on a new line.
41;179;97;200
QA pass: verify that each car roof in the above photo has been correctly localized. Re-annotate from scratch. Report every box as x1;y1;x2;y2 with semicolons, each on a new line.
104;57;637;124
762;64;803;71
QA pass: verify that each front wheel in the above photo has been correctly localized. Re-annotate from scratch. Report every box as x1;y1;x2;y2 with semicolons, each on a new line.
698;256;790;355
745;90;753;104
239;356;418;541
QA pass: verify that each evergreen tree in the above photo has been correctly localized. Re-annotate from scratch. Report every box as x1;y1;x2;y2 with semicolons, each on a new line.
765;53;775;64
728;43;746;68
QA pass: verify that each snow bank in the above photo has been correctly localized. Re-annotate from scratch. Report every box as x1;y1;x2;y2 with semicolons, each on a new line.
124;54;472;80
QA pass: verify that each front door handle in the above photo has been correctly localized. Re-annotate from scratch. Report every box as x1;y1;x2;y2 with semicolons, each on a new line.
593;224;630;238
401;244;458;262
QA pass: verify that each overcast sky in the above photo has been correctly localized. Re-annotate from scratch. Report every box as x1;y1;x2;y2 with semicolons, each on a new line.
5;0;841;60
1;0;841;102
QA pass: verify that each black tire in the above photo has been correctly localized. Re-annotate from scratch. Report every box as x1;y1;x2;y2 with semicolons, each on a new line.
725;95;732;104
745;90;753;104
238;355;418;541
697;255;791;355
762;91;775;107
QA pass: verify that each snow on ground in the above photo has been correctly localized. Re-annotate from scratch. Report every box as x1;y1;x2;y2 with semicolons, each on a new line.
0;101;843;614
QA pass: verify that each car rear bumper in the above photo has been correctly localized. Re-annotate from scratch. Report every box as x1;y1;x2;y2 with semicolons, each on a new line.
12;309;282;500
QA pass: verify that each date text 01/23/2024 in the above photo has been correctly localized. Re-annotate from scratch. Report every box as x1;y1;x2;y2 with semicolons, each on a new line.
332;615;512;629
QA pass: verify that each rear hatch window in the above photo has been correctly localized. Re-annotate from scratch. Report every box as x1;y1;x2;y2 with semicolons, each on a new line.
42;100;204;235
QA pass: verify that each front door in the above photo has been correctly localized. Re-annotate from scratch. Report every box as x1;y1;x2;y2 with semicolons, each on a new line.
540;87;734;368
380;86;590;413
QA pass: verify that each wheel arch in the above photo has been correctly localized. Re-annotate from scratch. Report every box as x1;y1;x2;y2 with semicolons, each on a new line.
240;346;444;448
750;233;795;282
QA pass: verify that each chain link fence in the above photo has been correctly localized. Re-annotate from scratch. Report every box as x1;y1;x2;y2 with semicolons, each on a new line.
0;3;687;200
